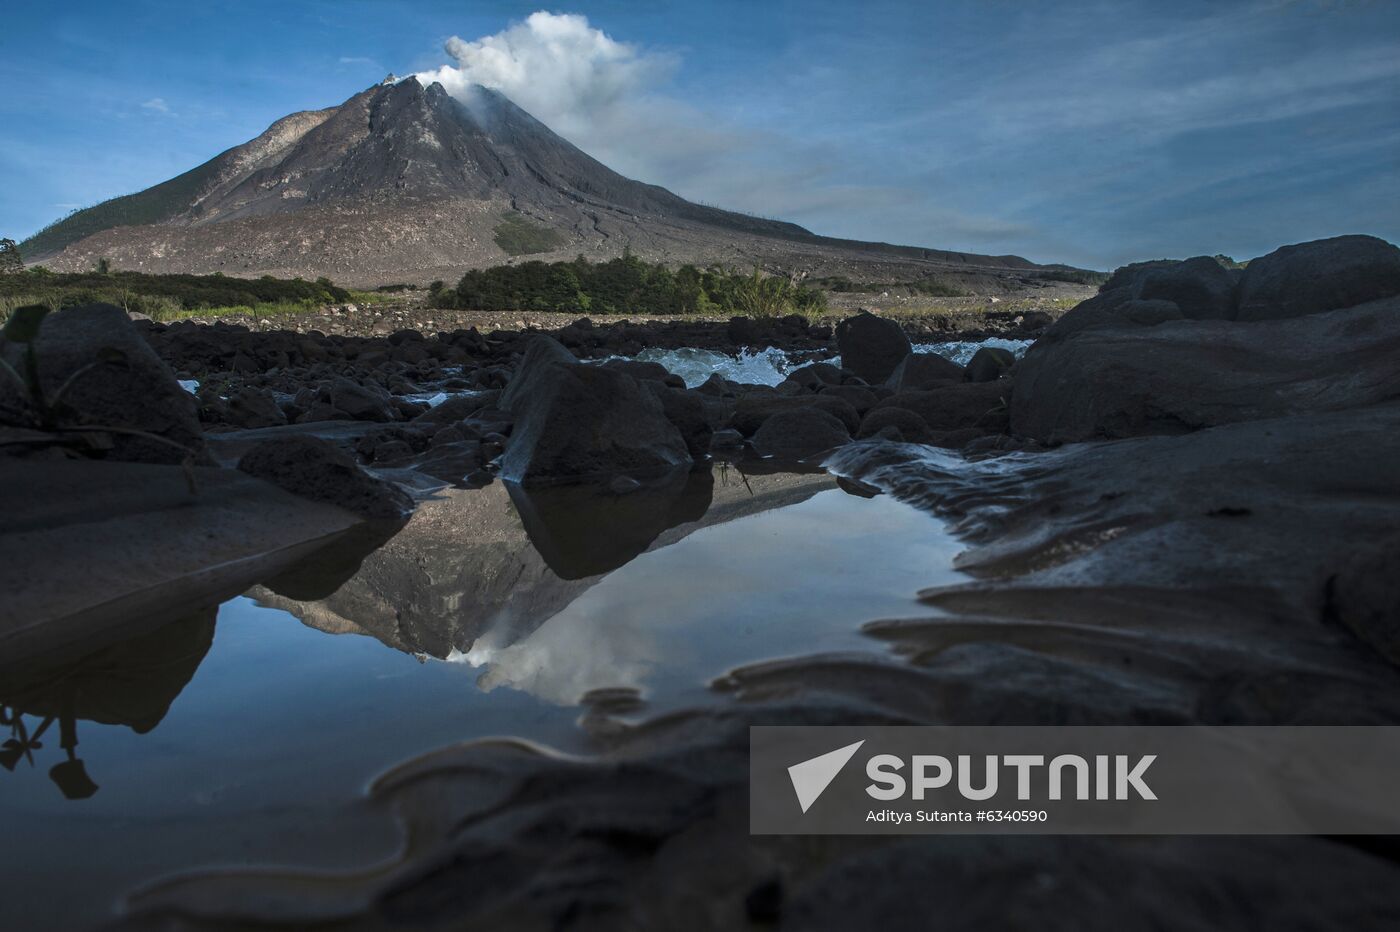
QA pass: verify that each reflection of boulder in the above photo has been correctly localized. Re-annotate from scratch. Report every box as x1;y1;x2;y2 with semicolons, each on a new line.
506;469;713;580
0;610;215;734
249;468;835;659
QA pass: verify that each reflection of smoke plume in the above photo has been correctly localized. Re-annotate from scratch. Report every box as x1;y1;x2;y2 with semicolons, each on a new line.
414;12;674;149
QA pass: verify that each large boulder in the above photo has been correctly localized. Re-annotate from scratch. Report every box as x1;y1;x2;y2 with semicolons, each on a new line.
751;407;851;459
643;382;716;458
1;303;204;464
501;360;692;485
1132;256;1237;320
237;435;412;520
500;336;579;413
1236;235;1400;322
836;312;911;383
887;352;963;391
1011;298;1400;443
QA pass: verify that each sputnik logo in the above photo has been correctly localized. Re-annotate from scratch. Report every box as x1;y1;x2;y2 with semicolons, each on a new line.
787;740;865;813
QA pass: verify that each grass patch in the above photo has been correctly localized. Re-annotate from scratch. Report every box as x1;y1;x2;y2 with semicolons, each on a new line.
493;214;566;257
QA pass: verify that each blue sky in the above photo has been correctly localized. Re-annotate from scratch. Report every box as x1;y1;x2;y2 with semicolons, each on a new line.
2;0;1397;268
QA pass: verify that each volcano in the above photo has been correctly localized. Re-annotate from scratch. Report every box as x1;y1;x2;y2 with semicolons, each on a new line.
23;77;1051;286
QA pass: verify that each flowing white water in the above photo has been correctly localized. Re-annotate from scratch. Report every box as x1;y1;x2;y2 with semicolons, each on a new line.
630;338;1033;388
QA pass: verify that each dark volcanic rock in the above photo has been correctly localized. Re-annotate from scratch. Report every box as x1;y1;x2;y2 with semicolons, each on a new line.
327;377;394;422
643;382;716;458
731;393;861;436
237;435;412;519
963;347;1016;383
856;407;935;444
1011;298;1400;443
1;303;205;464
1330;536;1400;667
887;352;963;391
500;336;578;413
225;386;288;429
751;407;851;458
1236;235;1400;322
836;312;912;383
873;381;1009;434
502;358;691;484
1131;256;1237;320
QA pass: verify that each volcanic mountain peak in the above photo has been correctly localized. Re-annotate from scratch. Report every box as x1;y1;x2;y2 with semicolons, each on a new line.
23;78;1049;286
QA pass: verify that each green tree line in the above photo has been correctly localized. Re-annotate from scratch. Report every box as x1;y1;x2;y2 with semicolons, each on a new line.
431;254;827;317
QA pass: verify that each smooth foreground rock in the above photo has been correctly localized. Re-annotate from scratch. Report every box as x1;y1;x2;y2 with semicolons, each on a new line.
501;337;691;484
1011;297;1400;443
237;435;412;519
751;407;851;458
1;303;204;464
0;458;361;664
836;311;911;383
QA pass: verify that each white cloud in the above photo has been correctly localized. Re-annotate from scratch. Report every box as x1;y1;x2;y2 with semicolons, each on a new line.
140;97;171;115
415;12;676;146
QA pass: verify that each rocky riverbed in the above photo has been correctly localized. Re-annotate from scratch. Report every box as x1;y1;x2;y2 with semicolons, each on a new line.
3;234;1400;930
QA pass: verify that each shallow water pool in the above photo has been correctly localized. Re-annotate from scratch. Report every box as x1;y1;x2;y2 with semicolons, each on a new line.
0;467;965;930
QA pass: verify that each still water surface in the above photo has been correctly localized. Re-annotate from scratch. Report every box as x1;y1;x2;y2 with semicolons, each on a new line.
1;466;963;930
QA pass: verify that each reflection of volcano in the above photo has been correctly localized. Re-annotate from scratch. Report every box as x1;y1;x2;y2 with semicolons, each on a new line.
0;611;214;799
249;468;835;659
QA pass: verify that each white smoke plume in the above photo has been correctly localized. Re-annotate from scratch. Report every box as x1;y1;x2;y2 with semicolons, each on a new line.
414;12;678;160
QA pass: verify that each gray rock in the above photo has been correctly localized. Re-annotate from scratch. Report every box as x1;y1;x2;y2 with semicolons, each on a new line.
1;303;205;464
887;352;964;390
872;381;1009;433
1132;255;1238;320
857;407;935;443
327;377;393;421
1331;536;1400;667
603;358;683;387
225;386;288;429
818;384;878;414
836;311;912;383
501;362;691;484
963;347;1015;383
237;435;412;519
643;382;715;458
751;407;851;458
500;336;578;414
786;362;844;391
1237;234;1400;321
731;393;861;435
1011;297;1400;443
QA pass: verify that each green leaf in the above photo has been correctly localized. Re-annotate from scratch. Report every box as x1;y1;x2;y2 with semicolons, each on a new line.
2;305;49;343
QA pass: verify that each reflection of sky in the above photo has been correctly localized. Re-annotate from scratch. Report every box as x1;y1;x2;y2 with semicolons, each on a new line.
465;489;963;705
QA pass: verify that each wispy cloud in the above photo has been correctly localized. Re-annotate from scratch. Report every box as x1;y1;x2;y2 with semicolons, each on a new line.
339;55;384;70
140;97;171;115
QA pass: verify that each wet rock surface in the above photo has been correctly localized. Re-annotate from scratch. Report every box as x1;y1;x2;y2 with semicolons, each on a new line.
237;435;412;519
